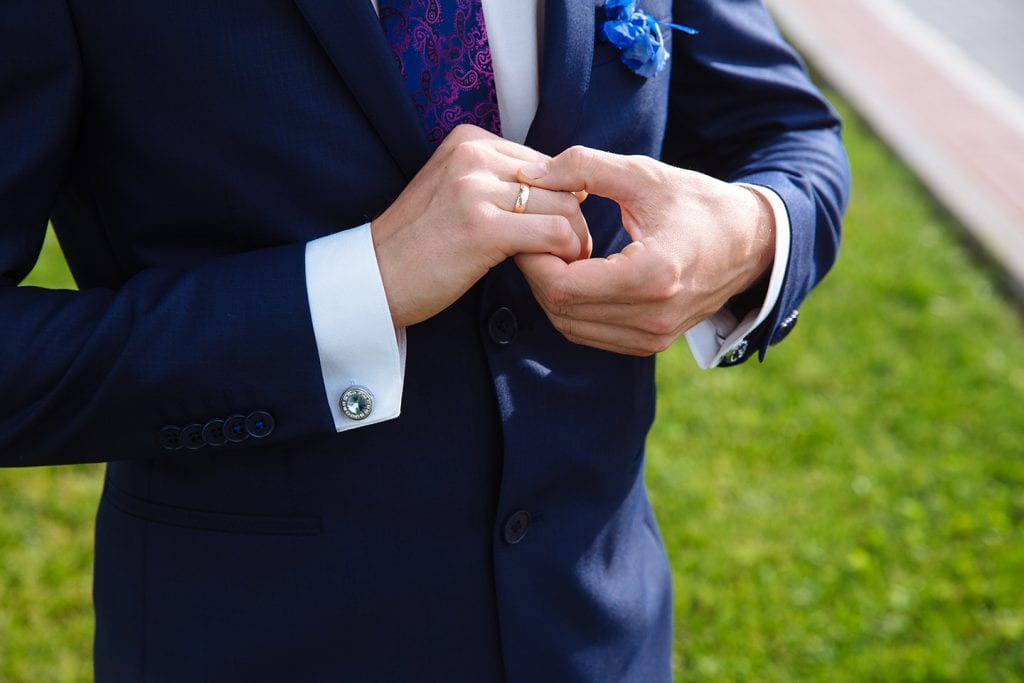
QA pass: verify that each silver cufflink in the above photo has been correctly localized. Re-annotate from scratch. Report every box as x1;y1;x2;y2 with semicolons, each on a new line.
722;339;749;365
340;386;374;421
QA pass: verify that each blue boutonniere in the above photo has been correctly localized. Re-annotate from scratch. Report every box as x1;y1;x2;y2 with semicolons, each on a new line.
601;0;698;78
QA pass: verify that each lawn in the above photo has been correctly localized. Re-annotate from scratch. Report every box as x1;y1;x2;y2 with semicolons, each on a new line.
2;95;1023;681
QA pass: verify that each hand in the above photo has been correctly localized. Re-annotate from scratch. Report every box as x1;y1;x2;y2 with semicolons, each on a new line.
371;125;592;329
514;146;775;356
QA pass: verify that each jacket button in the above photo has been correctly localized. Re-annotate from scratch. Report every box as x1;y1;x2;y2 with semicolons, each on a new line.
487;307;518;344
246;410;275;438
202;419;226;447
180;423;205;450
158;426;182;451
223;414;249;443
503;510;531;545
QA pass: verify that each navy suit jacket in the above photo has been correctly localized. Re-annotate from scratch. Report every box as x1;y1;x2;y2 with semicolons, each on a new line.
0;0;848;680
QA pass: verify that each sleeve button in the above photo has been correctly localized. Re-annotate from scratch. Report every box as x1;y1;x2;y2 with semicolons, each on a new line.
245;410;275;438
158;426;182;451
180;424;206;450
202;419;226;447
771;309;799;345
223;414;249;443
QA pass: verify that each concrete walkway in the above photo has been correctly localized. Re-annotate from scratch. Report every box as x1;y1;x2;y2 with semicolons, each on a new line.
767;0;1024;301
893;0;1024;99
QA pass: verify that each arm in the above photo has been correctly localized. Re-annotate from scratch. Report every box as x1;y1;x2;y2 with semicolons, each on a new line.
513;0;849;361
663;0;850;361
0;3;586;466
1;5;357;467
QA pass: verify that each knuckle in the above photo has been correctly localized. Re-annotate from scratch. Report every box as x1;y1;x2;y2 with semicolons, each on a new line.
547;281;574;310
563;145;591;176
447;124;481;145
451;173;484;207
645;335;673;355
629;155;662;184
450;176;493;227
647;262;683;301
562;319;582;345
438;127;464;153
644;312;679;337
451;139;488;169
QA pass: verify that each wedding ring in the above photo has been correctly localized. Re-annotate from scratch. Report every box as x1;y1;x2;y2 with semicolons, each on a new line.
513;183;531;214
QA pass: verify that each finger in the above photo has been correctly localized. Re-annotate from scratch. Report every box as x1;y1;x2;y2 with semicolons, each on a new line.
540;301;691;338
508;184;591;260
517;146;649;205
496;212;582;264
515;245;651;306
540;315;677;357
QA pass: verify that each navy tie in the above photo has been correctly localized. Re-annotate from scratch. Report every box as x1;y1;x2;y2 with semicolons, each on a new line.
379;0;502;146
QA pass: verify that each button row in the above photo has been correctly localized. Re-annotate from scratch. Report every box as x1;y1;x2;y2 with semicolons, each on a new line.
158;410;275;451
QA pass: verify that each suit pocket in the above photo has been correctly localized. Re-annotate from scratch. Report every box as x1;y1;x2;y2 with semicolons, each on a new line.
102;482;321;536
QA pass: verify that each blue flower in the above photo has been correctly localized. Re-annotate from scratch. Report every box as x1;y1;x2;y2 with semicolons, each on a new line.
600;0;697;78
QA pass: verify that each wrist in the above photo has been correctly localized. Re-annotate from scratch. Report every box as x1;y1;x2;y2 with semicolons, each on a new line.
733;184;777;294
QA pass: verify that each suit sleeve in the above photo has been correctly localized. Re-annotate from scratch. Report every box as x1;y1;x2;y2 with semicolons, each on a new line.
0;1;335;465
662;0;851;362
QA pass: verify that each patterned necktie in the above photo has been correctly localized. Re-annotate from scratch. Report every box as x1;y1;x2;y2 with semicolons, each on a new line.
379;0;502;146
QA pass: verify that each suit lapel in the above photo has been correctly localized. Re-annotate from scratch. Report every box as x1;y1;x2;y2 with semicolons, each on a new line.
291;0;592;168
291;0;432;179
526;0;595;155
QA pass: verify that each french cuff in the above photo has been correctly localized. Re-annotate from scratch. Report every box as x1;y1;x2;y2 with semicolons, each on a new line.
305;224;406;431
684;184;792;369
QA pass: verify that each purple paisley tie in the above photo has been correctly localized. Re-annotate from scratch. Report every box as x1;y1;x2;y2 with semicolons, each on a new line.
379;0;502;145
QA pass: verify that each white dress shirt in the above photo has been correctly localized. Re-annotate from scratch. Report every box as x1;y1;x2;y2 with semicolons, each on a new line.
305;0;791;431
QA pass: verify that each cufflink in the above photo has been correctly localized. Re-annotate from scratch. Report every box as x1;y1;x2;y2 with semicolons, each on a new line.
340;386;374;421
720;339;749;366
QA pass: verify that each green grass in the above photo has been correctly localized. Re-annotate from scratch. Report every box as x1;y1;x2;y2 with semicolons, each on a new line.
2;231;101;683
3;96;1023;681
650;97;1024;681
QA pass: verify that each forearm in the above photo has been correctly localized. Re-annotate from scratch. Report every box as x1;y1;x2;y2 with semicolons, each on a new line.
1;244;331;465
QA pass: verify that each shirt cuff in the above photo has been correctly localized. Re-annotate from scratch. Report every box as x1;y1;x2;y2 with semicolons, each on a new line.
684;184;792;369
305;224;406;431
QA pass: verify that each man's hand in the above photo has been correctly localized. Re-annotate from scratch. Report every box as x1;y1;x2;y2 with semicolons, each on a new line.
371;125;591;329
514;146;776;356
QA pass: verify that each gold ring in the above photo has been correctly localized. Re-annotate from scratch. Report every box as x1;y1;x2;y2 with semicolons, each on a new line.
513;183;530;214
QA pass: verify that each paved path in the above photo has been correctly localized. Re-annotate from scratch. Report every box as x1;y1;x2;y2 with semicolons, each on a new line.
893;0;1024;99
767;0;1024;302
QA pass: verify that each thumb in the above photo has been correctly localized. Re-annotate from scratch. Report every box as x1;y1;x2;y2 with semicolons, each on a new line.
517;146;639;205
